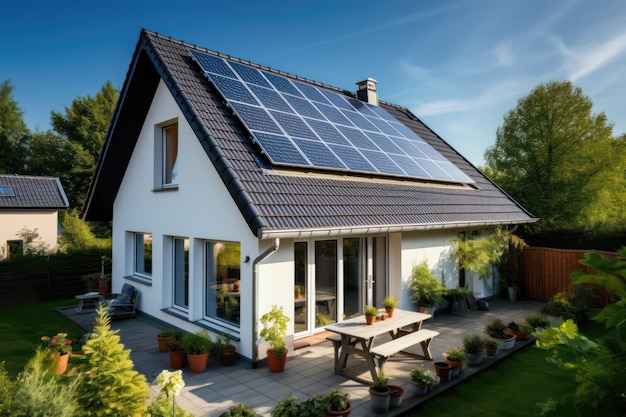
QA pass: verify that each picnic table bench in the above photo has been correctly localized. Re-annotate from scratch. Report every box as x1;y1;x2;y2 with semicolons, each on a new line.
370;328;439;372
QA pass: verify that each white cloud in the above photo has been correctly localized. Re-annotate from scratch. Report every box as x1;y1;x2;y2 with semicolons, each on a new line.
494;42;513;66
566;32;626;81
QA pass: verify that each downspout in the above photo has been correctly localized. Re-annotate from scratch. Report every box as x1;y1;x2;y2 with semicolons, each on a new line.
252;238;280;368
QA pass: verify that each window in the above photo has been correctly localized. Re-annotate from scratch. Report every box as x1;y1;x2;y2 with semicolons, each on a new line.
0;186;14;196
134;233;152;277
173;237;189;309
204;241;240;327
162;123;178;187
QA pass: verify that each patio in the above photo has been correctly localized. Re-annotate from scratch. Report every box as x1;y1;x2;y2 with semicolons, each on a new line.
58;298;542;417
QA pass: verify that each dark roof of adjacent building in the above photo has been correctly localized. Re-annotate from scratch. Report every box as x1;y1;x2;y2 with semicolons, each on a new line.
83;30;536;238
0;175;69;209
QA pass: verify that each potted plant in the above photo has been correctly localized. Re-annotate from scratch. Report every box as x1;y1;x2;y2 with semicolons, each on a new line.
166;331;186;369
382;296;398;318
506;321;519;337
409;261;444;314
443;287;474;314
539;293;578;325
516;322;533;340
410;366;434;395
462;334;486;366
183;330;212;373
214;334;237;366
320;389;351;416
260;305;290;372
388;384;404;408
485;318;516;350
443;345;466;376
157;328;175;352
433;361;453;384
81;272;100;292
271;395;302;417
364;305;378;325
369;370;391;413
41;332;73;374
485;338;499;357
98;273;112;296
525;313;549;330
218;403;255;417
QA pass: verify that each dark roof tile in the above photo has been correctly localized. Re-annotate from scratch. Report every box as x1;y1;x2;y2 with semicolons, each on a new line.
83;30;536;236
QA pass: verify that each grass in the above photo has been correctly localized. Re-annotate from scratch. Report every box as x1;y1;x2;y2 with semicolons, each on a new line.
401;339;581;417
0;298;87;376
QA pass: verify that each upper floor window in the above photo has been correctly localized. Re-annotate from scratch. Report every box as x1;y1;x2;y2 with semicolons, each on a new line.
160;122;178;187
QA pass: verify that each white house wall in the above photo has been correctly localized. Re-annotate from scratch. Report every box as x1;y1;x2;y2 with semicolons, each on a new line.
112;80;258;358
0;210;59;256
399;229;495;310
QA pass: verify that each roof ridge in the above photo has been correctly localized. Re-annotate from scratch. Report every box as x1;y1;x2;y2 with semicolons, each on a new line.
140;29;409;113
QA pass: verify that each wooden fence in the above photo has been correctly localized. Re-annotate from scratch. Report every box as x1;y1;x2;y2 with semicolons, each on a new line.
521;247;618;306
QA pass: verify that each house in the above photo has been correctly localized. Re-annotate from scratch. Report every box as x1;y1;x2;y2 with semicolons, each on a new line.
0;174;69;258
82;30;536;364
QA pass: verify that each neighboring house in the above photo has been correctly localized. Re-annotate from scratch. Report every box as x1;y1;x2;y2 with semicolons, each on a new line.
82;30;536;364
0;175;69;258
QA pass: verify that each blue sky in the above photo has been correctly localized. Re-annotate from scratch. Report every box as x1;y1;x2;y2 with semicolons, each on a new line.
2;0;625;166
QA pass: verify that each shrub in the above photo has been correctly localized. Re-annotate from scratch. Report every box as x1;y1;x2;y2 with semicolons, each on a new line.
409;261;444;307
485;318;509;339
463;334;486;354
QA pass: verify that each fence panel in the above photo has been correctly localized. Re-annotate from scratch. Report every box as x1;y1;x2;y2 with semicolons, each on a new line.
521;247;617;306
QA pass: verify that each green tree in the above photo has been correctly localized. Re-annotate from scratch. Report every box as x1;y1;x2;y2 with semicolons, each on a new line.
50;81;118;209
484;81;625;233
0;80;31;174
75;306;148;416
534;248;626;415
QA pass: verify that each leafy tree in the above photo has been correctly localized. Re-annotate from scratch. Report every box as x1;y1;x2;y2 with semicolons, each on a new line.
534;248;626;415
58;210;98;250
484;81;625;233
0;80;31;174
75;306;148;417
49;81;118;209
50;81;117;161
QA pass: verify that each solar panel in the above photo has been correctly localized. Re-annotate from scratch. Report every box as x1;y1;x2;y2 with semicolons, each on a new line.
189;49;474;184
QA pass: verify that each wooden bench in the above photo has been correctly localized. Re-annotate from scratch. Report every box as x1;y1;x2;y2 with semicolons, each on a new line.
326;334;343;365
370;329;439;371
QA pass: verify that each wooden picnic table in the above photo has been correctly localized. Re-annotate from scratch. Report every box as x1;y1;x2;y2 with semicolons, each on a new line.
325;308;433;381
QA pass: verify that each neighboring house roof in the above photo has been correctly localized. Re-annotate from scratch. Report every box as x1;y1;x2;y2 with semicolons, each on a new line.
83;30;537;238
0;175;69;210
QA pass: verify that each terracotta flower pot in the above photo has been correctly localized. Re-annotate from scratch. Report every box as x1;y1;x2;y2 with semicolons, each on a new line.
220;345;236;366
365;315;375;325
389;385;404;407
267;348;287;372
188;352;209;373
157;335;174;352
433;361;452;383
322;403;352;416
169;350;186;369
385;308;395;318
52;352;69;375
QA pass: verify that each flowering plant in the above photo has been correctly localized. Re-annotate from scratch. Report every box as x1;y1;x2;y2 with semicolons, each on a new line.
445;345;467;362
41;332;72;355
410;366;434;384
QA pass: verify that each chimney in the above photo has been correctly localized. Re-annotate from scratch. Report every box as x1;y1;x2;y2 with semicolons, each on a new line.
356;78;378;106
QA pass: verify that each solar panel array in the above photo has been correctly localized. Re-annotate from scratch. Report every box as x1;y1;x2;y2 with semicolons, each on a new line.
189;50;473;184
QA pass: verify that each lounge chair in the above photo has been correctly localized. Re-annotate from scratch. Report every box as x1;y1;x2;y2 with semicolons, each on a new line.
103;283;139;319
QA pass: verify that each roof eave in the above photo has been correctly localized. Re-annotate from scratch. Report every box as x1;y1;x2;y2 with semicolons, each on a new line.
257;218;539;240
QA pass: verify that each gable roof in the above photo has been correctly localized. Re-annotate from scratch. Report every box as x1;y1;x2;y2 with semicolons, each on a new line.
83;30;536;238
0;175;69;210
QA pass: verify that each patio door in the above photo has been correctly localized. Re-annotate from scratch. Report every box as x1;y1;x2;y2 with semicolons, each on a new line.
294;236;388;337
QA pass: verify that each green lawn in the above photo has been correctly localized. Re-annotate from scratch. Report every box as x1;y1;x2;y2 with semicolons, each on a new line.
401;342;578;417
0;298;87;376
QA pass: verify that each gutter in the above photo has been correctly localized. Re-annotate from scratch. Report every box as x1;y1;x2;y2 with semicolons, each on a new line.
257;218;539;240
251;238;280;368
